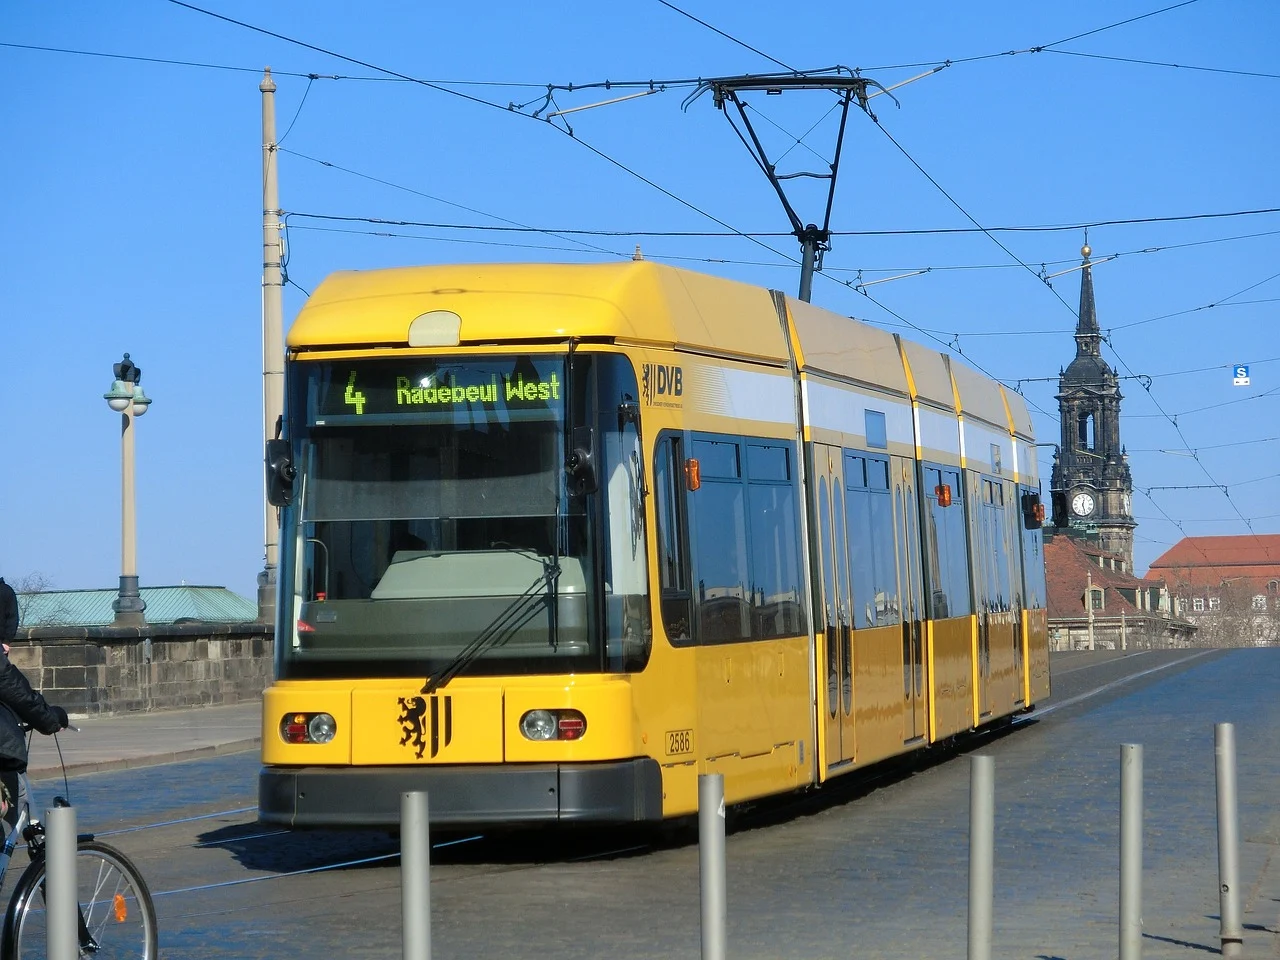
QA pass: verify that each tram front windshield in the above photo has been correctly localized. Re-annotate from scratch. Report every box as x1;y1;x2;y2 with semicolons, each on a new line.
277;353;651;680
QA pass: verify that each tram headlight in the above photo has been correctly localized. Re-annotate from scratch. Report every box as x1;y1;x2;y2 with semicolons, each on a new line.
520;710;558;741
308;713;337;744
519;709;587;741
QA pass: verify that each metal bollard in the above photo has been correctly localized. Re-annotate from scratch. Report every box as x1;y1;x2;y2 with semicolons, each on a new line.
1215;724;1243;958
968;755;994;960
45;804;78;960
699;773;727;960
1119;744;1143;960
401;791;431;960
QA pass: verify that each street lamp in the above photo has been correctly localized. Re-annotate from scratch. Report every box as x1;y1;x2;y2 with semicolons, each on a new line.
103;353;152;626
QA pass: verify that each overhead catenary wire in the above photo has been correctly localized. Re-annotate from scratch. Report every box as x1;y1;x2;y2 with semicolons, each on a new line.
1044;48;1280;82
167;0;1270;546
859;0;1206;72
280;149;623;258
267;206;1280;240
166;0;801;267
654;0;798;73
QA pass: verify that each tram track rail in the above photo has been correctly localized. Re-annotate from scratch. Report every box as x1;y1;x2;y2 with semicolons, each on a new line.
45;648;1229;915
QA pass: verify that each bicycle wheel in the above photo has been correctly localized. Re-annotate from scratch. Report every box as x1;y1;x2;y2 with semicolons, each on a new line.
2;840;158;959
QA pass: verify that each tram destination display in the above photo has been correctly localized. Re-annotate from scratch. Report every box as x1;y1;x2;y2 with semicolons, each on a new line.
307;356;564;425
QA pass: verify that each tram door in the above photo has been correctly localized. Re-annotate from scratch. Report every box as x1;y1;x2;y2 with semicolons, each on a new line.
893;458;927;743
814;443;855;770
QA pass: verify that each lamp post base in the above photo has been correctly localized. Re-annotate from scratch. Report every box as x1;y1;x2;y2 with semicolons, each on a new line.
256;565;276;627
112;575;146;627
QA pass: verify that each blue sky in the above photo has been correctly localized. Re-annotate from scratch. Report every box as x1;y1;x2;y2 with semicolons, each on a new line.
2;0;1276;599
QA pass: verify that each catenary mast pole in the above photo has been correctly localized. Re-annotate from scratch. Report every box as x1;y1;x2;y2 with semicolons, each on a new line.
259;68;285;624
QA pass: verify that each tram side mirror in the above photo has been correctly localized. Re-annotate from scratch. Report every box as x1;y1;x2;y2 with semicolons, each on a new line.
618;397;641;431
566;426;597;496
1021;492;1045;530
266;439;296;507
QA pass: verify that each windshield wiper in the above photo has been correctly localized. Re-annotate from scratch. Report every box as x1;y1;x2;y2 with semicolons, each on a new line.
422;555;561;695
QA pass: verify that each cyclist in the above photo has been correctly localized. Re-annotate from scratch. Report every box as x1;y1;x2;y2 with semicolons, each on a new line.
0;577;69;833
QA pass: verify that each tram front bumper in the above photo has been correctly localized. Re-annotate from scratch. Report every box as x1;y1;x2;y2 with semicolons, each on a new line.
258;759;664;827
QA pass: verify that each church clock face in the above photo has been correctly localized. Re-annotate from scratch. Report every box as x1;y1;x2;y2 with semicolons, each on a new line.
1071;491;1096;517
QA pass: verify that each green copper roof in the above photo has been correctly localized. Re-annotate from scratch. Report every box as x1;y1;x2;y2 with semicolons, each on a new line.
15;586;257;627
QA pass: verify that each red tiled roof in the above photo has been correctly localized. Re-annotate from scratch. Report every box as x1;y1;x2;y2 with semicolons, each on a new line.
1044;535;1153;619
1146;535;1280;588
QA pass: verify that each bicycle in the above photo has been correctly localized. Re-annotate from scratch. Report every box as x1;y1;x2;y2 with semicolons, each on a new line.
0;744;157;958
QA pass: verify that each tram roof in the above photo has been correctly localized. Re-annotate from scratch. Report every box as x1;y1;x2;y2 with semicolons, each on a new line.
288;262;1023;436
287;261;791;363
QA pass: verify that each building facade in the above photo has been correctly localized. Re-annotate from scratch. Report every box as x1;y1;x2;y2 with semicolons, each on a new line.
1045;536;1195;650
1048;244;1137;569
1146;535;1280;646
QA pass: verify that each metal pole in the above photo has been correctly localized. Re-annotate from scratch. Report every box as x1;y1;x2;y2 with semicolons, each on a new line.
45;804;78;960
1121;609;1127;650
112;387;145;626
798;236;816;303
1119;743;1143;960
401;791;431;960
699;773;727;960
258;67;285;625
1215;723;1243;958
968;755;994;960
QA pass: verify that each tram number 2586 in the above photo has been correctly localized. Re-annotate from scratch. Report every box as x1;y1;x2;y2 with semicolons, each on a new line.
665;729;693;756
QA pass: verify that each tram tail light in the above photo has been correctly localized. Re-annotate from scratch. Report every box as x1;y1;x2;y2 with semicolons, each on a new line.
935;483;952;507
1021;492;1045;530
557;713;586;740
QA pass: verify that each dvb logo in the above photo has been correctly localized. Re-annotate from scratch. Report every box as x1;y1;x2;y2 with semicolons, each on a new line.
642;364;683;405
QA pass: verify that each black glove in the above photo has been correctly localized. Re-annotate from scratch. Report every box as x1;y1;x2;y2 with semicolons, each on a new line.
51;706;69;730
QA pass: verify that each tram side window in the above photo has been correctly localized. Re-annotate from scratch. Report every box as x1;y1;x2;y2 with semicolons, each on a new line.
844;452;899;628
682;434;805;644
654;435;692;644
746;442;804;639
1002;480;1023;611
923;466;972;619
1019;485;1047;610
976;478;1012;613
691;437;751;642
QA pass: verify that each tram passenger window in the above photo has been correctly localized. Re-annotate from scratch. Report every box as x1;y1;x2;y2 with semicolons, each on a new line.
975;475;1012;613
696;439;740;479
746;442;803;639
747;443;789;482
922;466;972;619
681;434;805;644
845;456;873;628
867;482;898;625
654;435;692;644
866;457;889;490
845;452;897;628
691;438;750;643
865;410;888;449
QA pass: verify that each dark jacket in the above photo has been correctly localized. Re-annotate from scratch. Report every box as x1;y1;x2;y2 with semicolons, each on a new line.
0;651;63;771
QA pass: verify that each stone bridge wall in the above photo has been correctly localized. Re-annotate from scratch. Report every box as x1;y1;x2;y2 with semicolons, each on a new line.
9;623;274;716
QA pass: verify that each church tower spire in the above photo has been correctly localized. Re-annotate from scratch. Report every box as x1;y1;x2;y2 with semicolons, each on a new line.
1049;243;1137;570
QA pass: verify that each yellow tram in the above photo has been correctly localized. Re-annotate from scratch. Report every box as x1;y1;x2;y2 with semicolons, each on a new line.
258;261;1049;827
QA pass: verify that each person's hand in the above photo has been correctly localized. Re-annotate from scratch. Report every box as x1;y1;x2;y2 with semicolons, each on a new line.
51;706;69;730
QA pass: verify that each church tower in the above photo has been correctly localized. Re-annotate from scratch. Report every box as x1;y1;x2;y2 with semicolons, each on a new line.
1049;244;1137;570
